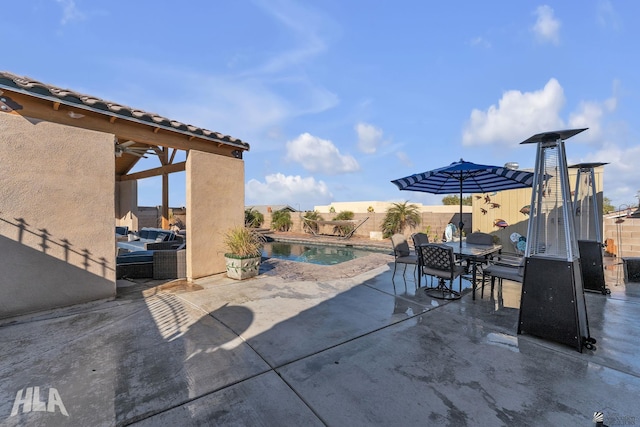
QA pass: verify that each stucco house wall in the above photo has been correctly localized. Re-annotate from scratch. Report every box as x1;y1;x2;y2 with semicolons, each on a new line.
186;150;244;279
0;113;116;319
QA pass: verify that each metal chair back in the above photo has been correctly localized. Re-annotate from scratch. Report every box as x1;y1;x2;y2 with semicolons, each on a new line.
411;232;429;248
466;232;493;246
391;234;411;257
417;244;457;279
391;234;417;281
417;243;465;299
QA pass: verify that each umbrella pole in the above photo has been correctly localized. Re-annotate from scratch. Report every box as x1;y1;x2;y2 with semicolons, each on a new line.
459;177;464;253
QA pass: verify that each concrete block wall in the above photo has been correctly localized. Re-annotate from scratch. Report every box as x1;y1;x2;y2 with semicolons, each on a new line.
604;217;640;257
261;211;471;241
137;207;187;231
138;206;163;229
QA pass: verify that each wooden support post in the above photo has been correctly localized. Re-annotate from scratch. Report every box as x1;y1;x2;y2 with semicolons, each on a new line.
160;148;170;229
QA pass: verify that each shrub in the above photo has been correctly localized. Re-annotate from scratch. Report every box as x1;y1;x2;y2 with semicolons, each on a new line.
303;210;324;234
223;226;265;258
333;211;354;237
244;207;264;228
271;209;293;232
381;201;421;238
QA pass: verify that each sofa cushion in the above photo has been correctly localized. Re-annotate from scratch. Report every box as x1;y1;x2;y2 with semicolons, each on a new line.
117;250;154;265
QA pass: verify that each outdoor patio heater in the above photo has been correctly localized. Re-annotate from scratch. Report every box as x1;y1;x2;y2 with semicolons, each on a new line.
518;129;596;352
569;162;610;295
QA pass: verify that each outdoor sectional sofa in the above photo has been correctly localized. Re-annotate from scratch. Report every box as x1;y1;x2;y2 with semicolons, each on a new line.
116;241;186;280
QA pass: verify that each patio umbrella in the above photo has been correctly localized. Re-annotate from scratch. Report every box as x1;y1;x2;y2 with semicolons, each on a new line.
391;159;535;252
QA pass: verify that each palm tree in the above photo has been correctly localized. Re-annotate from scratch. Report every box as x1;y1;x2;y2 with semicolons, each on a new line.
381;201;421;238
303;210;324;234
602;197;614;214
271;209;293;232
333;210;354;237
244;207;264;228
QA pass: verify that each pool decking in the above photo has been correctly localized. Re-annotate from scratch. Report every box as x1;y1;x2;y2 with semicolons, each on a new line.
0;236;638;426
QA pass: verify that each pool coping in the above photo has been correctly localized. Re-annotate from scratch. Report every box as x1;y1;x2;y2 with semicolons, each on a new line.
265;233;392;254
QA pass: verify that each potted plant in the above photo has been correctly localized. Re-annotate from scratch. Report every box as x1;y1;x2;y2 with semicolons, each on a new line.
223;226;265;280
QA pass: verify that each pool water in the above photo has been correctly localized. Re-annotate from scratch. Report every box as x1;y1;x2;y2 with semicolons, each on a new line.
261;242;374;265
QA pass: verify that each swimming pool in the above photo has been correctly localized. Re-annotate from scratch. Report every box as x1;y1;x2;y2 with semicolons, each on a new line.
261;241;376;265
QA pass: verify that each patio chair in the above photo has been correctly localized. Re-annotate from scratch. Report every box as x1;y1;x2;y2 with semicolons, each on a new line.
391;234;417;282
480;256;525;298
417;243;465;300
411;232;429;247
465;232;493;246
412;232;431;285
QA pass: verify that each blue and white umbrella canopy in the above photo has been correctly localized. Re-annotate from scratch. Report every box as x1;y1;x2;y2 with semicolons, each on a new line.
391;159;535;247
391;159;534;195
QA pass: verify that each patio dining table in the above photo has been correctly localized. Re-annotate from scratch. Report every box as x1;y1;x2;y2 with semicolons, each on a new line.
441;240;502;300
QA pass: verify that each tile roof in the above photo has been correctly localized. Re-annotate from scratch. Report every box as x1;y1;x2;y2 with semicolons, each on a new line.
0;71;249;151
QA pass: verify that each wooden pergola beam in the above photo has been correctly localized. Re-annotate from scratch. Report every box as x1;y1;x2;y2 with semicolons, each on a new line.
5;92;245;158
118;161;186;181
159;148;170;229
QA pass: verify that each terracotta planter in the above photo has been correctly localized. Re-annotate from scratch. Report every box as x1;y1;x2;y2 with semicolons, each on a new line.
224;254;261;280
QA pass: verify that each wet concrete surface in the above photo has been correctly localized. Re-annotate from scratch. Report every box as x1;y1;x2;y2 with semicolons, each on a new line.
0;250;639;426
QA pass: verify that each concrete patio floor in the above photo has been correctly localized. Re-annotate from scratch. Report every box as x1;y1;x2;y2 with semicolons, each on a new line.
1;251;639;426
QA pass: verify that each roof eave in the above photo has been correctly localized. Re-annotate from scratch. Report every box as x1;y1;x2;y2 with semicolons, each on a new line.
0;73;250;152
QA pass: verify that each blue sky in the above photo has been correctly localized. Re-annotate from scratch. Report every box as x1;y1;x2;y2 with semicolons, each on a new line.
4;1;639;211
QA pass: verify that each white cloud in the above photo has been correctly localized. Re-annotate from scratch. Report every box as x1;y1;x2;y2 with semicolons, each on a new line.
470;36;491;49
462;78;565;146
355;122;384;154
568;102;602;138
56;0;85;25
597;0;621;30
251;0;335;75
195;77;290;134
139;70;339;149
286;132;360;174
578;144;640;207
396;151;413;167
101;0;340;149
246;173;333;207
532;5;561;45
568;96;617;142
463;78;619;149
